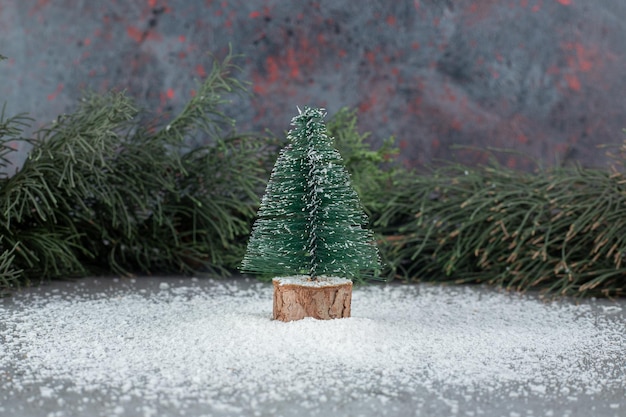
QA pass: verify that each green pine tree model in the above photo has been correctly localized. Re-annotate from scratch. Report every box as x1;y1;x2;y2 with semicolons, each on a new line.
241;106;381;281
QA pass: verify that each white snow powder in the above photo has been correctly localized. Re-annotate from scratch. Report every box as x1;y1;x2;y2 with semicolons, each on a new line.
0;279;624;417
273;275;352;287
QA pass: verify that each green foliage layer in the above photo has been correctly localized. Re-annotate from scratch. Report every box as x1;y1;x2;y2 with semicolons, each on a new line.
241;107;381;281
1;50;625;297
375;153;626;298
0;53;267;291
322;112;626;297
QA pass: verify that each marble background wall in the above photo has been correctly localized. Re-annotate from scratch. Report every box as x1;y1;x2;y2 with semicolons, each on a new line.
1;0;625;170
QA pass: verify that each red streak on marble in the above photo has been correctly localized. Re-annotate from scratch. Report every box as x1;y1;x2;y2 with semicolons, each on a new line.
286;48;299;78
147;31;163;41
358;96;377;113
253;83;266;95
266;57;280;83
506;156;517;169
555;0;571;5
568;42;594;72
195;64;206;78
249;10;260;18
29;0;50;16
565;74;581;91
386;15;396;26
126;26;163;43
166;88;175;99
47;83;63;101
443;85;457;102
178;35;186;43
126;26;143;43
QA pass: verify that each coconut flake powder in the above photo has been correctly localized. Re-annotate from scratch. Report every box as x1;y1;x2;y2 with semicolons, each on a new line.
0;278;624;417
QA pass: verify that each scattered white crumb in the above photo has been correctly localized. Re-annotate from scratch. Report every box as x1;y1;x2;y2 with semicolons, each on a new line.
0;280;624;417
600;305;622;314
274;275;352;287
40;387;54;398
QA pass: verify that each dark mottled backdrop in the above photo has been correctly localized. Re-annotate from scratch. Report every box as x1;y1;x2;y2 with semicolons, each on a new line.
1;0;625;169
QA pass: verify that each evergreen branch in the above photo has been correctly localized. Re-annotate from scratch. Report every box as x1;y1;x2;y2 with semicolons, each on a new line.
0;105;32;175
0;52;263;289
0;237;22;290
377;158;626;297
327;107;400;217
1;44;625;298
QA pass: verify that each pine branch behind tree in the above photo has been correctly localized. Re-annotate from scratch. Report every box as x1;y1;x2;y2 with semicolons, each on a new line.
0;52;267;290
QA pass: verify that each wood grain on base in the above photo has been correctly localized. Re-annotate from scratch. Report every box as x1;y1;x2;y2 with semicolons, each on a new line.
272;277;352;322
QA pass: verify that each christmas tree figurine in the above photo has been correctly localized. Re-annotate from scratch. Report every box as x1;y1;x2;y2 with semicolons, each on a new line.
241;106;381;321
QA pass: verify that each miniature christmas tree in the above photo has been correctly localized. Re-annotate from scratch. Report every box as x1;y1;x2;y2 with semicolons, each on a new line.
242;106;381;320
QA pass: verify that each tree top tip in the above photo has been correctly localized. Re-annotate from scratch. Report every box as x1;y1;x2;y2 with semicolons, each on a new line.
293;106;326;124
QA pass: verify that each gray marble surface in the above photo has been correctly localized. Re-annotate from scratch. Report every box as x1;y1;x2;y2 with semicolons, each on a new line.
1;276;624;417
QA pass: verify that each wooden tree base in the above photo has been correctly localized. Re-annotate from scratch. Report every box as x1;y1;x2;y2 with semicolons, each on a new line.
272;276;352;322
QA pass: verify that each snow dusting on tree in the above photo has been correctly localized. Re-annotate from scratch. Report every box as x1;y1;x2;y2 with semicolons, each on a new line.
241;107;381;281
